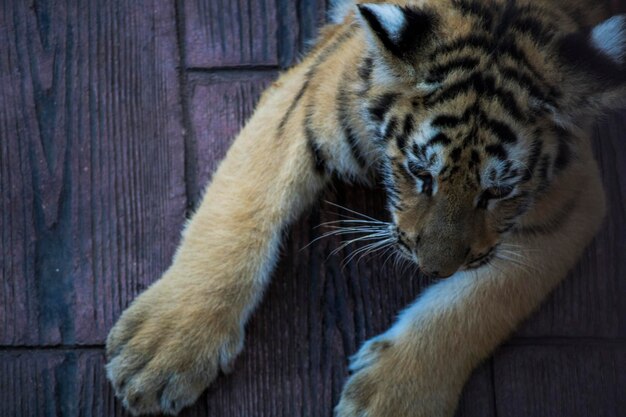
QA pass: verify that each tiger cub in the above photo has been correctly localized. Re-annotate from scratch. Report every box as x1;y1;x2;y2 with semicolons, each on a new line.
106;0;626;415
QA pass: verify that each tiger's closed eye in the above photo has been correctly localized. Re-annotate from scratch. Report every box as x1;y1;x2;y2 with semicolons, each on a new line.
408;162;434;195
486;185;514;198
483;185;514;200
408;161;430;180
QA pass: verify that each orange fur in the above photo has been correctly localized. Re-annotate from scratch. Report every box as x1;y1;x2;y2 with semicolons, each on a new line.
106;1;624;415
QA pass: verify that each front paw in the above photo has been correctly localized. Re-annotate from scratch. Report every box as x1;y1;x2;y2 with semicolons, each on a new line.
105;279;243;415
335;336;460;417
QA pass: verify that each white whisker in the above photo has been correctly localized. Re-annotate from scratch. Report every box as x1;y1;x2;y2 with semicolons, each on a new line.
324;201;384;223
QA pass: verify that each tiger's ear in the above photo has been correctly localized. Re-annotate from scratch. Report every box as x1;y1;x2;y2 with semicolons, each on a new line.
556;15;626;115
356;3;438;62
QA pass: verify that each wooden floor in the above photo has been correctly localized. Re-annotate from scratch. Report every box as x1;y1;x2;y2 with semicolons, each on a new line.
1;1;625;416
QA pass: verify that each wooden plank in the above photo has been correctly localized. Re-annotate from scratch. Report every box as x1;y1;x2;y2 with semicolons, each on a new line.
0;350;493;417
493;344;626;417
183;0;328;68
609;0;626;13
456;361;496;417
0;0;186;346
515;111;626;338
186;71;277;202
0;349;126;417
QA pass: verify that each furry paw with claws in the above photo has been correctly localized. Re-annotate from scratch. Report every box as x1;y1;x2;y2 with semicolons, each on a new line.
335;335;461;417
105;278;244;415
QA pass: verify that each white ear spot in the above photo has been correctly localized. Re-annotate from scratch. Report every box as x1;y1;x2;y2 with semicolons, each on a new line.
358;3;406;41
591;15;626;63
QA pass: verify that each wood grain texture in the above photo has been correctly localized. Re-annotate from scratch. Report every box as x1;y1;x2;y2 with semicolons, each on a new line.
609;0;626;13
0;0;185;346
183;0;328;68
0;349;124;417
2;0;625;415
186;71;276;202
493;344;626;417
514;112;626;338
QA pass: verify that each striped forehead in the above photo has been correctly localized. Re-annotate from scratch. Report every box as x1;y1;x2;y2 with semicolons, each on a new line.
404;119;448;173
403;117;530;185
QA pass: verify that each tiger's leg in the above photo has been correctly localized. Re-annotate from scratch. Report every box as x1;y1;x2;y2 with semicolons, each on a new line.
105;75;334;415
335;156;606;417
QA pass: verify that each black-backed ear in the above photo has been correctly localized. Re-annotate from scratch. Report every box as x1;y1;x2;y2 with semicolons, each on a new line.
356;3;438;61
556;15;626;112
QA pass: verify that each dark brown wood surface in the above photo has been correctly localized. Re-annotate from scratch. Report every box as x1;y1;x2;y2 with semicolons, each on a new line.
0;0;186;347
1;1;624;416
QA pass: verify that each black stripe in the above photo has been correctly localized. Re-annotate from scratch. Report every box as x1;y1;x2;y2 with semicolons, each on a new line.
412;143;426;159
357;56;374;96
432;114;463;129
536;154;552;192
511;16;554;46
499;66;555;106
496;37;549;89
453;0;494;30
500;167;519;182
402;114;415;137
425;57;481;83
345;126;367;169
483;118;517;143
337;79;368;169
485;143;508;160
470;149;481;165
407;160;420;176
306;125;328;175
381;116;399;143
554;126;572;172
369;92;400;122
358;56;373;84
431;104;481;129
429;34;493;60
396;133;407;153
427;133;452;147
492;87;524;121
278;80;309;134
396;114;415;155
450;147;462;162
493;0;518;38
277;27;355;137
425;73;481;106
427;72;525;123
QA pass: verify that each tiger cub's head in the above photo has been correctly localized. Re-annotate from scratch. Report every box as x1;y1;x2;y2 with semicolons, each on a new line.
353;1;625;277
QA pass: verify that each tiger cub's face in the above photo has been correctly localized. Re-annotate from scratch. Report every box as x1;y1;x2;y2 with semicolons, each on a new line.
356;2;626;277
